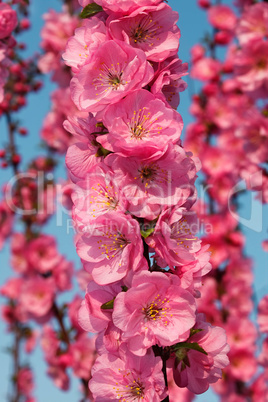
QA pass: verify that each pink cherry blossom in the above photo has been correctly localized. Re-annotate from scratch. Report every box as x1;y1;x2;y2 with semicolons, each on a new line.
106;144;198;220
167;368;195;401
39;9;78;54
0;3;17;39
64;114;104;183
234;40;268;94
258;295;268;333
0;277;23;300
191;44;205;63
10;233;30;274
225;317;257;351
41;88;86;154
236;2;268;45
151;56;188;109
72;163;128;230
147;207;202;268
38;9;78;82
24;330;39;354
191;57;221;81
175;245;212;297
20;277;55;318
263;240;268;252
226;349;257;382
70;40;154;114
67;295;84;331
76;212;146;285
69;334;96;379
27;235;62;274
53;258;74;292
41;326;60;365
78;281;122;333
0;42;10;103
89;349;166;401
63;17;107;73
113;271;196;356
108;3;180;62
99;322;123;355
208;5;237;31
172;313;230;394
47;365;70;391
98;89;183;157
17;368;34;396
0;200;13;250
250;372;268;402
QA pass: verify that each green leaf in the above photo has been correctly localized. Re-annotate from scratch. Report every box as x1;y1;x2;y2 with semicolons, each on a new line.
96;122;105;128
95;144;111;158
141;226;155;238
189;328;203;337
174;342;208;356
101;298;115;310
262;109;268;118
80;3;103;19
140;218;158;238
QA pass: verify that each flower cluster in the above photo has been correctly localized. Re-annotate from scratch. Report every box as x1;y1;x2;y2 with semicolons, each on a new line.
63;0;230;399
0;2;97;401
184;0;268;399
187;1;268;206
0;2;17;103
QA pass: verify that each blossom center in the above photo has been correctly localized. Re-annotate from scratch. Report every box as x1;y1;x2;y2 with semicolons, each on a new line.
115;370;145;401
138;164;158;182
171;217;198;249
142;294;171;326
256;58;267;70
90;184;119;217
97;231;129;260
135;163;170;191
128;108;162;140
129;15;160;47
93;62;128;96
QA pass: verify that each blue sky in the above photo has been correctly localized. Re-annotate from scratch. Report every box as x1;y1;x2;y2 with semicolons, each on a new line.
0;0;267;401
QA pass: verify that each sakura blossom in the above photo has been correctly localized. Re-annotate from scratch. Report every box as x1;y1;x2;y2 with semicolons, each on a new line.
105;144;198;220
70;39;154;113
107;3;180;62
72;163;128;230
147;206;202;268
0;3;17;39
112;271;196;355
99;89;183;157
89;349;166;402
63;17;107;72
76;212;146;285
171;314;230;394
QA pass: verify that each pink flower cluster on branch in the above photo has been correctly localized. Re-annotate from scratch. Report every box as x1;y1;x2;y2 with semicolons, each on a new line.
63;0;230;399
0;1;97;401
184;0;268;399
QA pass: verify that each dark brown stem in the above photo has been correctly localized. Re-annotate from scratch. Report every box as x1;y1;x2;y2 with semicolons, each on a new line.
65;0;74;15
5;112;19;175
10;323;22;402
80;378;90;402
161;357;169;400
52;302;70;345
52;303;90;399
143;238;151;270
153;345;170;402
